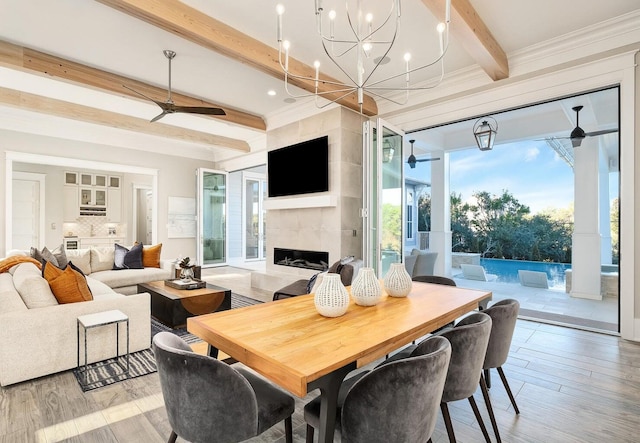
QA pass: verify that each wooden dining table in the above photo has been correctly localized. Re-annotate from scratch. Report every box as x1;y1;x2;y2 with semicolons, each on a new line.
187;281;492;443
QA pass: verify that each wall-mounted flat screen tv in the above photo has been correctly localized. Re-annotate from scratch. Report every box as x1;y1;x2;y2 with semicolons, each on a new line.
267;135;329;198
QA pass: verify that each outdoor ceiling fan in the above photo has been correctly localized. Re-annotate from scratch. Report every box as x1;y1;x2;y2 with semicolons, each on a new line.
564;105;618;147
407;139;440;169
123;50;226;123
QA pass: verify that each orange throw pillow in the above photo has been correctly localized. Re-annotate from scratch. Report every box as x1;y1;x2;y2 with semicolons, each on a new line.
142;243;162;268
43;261;93;304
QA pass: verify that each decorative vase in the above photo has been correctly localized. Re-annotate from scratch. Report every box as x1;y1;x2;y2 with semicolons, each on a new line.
351;267;382;306
314;273;350;317
180;266;195;282
383;262;413;297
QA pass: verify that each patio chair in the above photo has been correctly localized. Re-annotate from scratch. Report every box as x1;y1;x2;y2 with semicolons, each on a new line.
460;264;498;282
518;270;549;288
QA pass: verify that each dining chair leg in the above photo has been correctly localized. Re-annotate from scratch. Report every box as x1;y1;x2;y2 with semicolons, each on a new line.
285;417;293;443
468;396;492;443
167;431;177;443
480;373;502;443
440;402;457;443
497;366;520;414
484;368;491;388
306;424;315;443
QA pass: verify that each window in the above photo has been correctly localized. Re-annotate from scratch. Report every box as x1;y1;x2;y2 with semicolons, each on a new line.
406;190;414;240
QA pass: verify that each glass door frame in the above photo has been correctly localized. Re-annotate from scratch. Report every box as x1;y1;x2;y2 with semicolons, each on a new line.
197;168;228;268
363;118;406;276
242;171;267;261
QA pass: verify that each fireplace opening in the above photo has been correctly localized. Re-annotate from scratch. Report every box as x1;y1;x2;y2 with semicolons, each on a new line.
274;248;329;271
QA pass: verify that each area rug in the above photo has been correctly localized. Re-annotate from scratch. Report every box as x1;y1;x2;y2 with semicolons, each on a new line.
73;348;156;392
74;292;263;391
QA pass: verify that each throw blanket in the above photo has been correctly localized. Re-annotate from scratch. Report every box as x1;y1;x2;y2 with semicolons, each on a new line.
0;256;42;274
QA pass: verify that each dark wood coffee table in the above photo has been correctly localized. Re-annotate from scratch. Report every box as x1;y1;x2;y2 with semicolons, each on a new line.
138;280;231;329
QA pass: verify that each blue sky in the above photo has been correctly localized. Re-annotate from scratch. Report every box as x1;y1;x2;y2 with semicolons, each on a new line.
406;140;618;215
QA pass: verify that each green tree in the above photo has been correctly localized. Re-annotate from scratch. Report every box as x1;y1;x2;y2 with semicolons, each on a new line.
450;193;474;251
611;198;619;264
381;203;401;253
417;192;431;232
468;190;530;258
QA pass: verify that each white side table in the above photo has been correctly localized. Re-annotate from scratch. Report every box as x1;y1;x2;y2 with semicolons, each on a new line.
77;310;129;387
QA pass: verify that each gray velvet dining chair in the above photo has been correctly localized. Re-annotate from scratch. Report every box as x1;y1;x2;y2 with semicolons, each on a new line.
438;312;494;443
152;331;295;443
304;335;452;443
478;298;521;443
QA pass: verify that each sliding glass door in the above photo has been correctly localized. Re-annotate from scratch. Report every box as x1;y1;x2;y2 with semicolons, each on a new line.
363;119;405;276
243;172;266;261
197;168;227;267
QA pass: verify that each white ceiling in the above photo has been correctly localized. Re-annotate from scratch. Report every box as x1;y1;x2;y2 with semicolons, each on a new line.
0;0;637;165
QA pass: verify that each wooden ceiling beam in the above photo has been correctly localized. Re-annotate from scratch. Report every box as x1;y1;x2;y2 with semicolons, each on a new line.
0;86;251;152
421;0;509;81
0;40;266;131
95;0;379;116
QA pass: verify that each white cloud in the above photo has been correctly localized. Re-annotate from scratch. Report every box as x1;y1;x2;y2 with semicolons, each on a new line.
524;147;540;162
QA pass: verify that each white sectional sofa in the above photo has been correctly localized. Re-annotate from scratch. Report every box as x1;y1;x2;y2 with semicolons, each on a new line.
0;261;153;386
64;247;173;294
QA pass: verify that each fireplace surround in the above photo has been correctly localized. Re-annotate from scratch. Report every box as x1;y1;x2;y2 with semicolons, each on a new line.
274;248;329;271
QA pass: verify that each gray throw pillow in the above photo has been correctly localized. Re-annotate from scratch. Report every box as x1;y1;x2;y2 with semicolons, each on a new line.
113;243;144;270
30;246;59;268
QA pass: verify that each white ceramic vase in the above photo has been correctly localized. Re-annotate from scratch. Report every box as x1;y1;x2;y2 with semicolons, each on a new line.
314;273;350;317
351;267;382;306
383;262;413;297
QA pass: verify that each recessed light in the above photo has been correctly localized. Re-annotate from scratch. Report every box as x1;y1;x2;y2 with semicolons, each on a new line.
267;90;277;96
284;98;296;103
373;56;391;65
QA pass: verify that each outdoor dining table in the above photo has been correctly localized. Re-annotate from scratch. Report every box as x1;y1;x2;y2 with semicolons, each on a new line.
187;281;492;443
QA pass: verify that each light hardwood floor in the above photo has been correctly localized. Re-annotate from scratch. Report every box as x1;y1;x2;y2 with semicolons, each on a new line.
2;267;640;442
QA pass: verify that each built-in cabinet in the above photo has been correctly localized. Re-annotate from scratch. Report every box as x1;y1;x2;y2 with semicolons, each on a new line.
79;237;124;248
64;171;122;222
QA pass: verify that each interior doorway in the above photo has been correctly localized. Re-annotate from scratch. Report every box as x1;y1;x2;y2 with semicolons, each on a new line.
133;186;153;244
12;172;45;250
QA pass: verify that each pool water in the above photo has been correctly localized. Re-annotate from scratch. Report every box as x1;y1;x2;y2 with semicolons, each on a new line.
480;258;571;286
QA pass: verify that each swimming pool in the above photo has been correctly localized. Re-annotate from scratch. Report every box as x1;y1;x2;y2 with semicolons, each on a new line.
480;258;571;286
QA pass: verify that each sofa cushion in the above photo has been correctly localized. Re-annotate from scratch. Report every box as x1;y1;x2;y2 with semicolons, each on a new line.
91;267;171;289
86;277;119;298
90;247;115;272
0;273;28;313
65;249;92;275
113;243;143;270
12;262;57;308
141;243;162;268
43;261;93;304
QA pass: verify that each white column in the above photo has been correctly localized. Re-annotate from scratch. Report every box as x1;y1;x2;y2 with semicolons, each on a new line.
429;151;452;276
599;150;613;265
571;138;602;300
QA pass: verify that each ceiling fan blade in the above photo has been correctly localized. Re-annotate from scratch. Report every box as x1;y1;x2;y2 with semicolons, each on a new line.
122;85;166;107
416;158;441;162
586;128;618;137
150;111;169;123
172;105;226;116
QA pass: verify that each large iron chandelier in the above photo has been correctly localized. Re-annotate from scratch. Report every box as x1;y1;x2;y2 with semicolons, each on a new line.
276;0;451;112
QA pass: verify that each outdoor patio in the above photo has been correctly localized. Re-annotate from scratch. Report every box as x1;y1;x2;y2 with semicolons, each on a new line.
451;275;619;333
